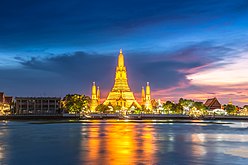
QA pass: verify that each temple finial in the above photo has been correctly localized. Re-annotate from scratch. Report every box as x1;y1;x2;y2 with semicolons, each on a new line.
120;48;122;54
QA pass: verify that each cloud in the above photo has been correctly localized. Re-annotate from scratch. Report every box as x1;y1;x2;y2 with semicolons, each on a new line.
0;51;115;97
1;42;247;106
187;52;248;86
0;43;217;95
152;83;248;106
178;51;248;106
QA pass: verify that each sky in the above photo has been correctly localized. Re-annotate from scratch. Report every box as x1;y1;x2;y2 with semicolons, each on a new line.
0;0;248;106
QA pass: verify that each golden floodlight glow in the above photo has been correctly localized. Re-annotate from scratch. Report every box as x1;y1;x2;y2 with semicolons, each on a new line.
90;82;100;111
90;49;152;111
103;49;141;109
80;124;157;164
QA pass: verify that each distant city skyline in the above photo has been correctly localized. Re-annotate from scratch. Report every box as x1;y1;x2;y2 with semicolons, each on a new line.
0;0;248;105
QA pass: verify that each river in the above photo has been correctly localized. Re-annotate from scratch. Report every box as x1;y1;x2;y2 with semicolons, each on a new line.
0;120;248;165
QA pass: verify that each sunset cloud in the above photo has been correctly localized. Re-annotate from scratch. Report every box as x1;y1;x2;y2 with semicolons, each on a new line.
187;52;248;86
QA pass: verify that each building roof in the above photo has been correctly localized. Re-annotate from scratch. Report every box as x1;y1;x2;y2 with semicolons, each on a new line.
0;92;13;104
204;98;214;107
15;97;61;99
4;96;13;104
0;92;4;103
204;97;221;107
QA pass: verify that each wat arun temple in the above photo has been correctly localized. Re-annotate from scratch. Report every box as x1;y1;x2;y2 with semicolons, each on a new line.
90;49;152;111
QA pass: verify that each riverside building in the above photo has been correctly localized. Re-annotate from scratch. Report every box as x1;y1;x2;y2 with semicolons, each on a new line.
15;97;61;115
0;92;13;115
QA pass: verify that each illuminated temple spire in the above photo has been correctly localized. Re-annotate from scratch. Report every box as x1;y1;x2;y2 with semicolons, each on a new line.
112;49;130;92
228;98;232;105
97;86;100;104
104;49;140;109
92;82;96;99
90;82;99;111
118;48;124;67
145;82;152;110
142;86;145;105
146;82;150;101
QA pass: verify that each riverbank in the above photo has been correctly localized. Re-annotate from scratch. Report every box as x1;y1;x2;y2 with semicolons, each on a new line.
1;114;248;121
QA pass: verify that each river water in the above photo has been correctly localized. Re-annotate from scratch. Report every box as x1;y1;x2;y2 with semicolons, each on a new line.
0;120;248;165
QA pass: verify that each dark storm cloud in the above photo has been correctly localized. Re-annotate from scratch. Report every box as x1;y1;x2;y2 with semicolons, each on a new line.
0;43;228;97
0;0;247;49
19;52;116;80
0;52;116;96
19;52;117;94
127;43;228;90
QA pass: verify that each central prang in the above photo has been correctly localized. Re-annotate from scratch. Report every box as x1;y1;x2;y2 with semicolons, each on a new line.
90;49;152;111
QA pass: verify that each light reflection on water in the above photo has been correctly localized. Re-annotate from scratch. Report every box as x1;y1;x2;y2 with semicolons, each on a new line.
80;123;157;164
0;122;8;163
0;120;248;165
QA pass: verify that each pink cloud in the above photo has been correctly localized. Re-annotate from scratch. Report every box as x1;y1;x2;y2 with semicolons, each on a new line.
150;82;248;106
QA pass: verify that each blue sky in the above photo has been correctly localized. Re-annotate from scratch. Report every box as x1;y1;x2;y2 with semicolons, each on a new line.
0;0;248;105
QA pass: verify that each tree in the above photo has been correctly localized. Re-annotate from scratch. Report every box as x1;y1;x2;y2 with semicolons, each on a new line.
189;107;204;118
62;94;90;114
151;99;158;109
174;103;183;114
113;105;122;112
224;104;237;115
244;105;248;109
179;98;194;109
134;108;142;114
240;106;248;116
162;101;175;114
193;102;207;114
141;105;146;113
95;104;110;113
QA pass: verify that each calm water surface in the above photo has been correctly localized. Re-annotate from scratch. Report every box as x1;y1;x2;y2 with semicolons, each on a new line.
0;120;248;165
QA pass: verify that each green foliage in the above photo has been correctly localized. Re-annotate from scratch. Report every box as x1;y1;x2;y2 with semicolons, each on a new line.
151;99;158;108
95;104;110;113
179;98;194;109
193;102;207;111
134;108;142;114
139;105;147;113
224;104;237;115
113;105;122;111
162;101;174;114
188;107;204;117
174;103;183;114
62;94;90;114
162;98;207;115
244;105;248;109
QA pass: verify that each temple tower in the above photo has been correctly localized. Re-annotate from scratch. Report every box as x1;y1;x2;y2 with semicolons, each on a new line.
90;82;99;111
145;82;152;110
104;49;140;109
111;49;130;92
142;86;146;105
97;86;100;104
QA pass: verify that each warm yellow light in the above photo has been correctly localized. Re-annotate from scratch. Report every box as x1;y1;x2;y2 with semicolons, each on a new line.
103;50;141;109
